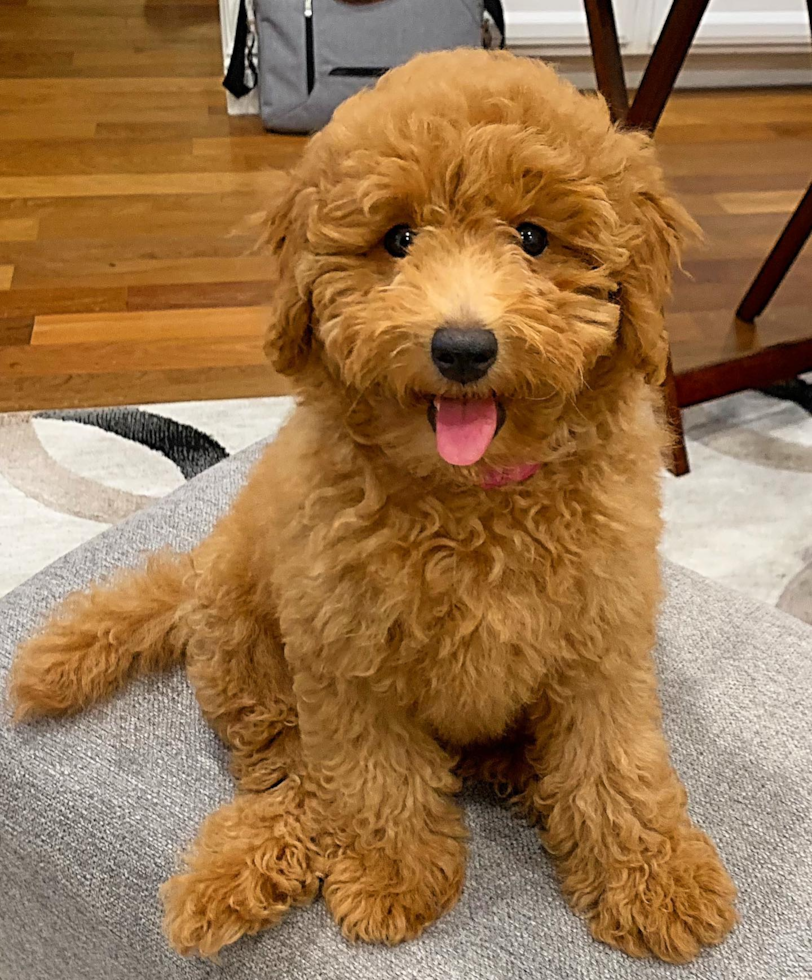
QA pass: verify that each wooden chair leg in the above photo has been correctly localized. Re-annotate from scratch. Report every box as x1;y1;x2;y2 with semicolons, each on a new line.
584;0;629;122
737;4;812;322
584;0;694;474
736;183;812;322
626;0;711;132
664;355;690;476
622;0;710;473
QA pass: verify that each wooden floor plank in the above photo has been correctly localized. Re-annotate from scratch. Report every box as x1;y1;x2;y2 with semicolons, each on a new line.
653;122;778;145
0;315;34;347
0;231;267;268
9;255;274;290
0;171;286;199
0;119;98;141
716;189;805;215
658;140;812;177
2;108;217;128
31;305;270;345
0;285;128;318
93;116;265;141
25;0;219;8
672;171;811;195
0;218;38;241
0;75;225;97
0;191;271;232
0;137;302;177
0;337;266;376
0;366;290;413
668;268;810;313
127;280;275;311
35;204;267;242
682;212;812;262
0;10;219;42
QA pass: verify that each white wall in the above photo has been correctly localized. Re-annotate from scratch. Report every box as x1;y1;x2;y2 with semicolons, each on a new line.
505;0;811;50
658;0;812;47
504;0;639;49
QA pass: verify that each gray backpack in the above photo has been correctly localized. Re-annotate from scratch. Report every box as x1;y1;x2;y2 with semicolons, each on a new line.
251;0;504;134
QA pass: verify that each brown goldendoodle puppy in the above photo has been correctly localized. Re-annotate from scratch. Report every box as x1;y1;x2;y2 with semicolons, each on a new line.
7;49;737;964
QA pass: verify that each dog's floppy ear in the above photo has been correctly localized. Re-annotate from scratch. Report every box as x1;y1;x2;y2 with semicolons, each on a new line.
617;134;699;385
263;175;315;377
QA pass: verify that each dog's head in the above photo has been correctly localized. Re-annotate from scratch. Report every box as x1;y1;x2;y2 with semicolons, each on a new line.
264;50;695;482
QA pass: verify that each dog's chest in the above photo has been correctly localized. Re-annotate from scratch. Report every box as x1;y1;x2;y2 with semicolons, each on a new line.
381;532;560;745
282;486;585;745
408;617;547;746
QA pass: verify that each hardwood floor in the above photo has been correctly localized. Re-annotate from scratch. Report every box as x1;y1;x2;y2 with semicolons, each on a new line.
655;90;812;394
0;0;810;411
0;0;296;409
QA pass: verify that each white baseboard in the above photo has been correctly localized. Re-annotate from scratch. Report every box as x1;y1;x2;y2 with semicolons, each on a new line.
559;64;812;91
543;49;812;93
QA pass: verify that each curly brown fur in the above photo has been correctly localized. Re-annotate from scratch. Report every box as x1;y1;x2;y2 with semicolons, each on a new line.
7;551;192;721
160;783;320;957
6;50;736;963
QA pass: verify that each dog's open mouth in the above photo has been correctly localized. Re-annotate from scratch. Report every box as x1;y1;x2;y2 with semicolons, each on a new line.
427;396;507;466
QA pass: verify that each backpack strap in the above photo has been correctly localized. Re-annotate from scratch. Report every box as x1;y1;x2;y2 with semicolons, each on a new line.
223;0;258;98
484;0;506;48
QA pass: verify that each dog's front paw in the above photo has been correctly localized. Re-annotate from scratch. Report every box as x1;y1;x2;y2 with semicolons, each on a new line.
588;827;737;963
160;815;320;958
162;870;264;959
324;834;466;944
161;855;318;959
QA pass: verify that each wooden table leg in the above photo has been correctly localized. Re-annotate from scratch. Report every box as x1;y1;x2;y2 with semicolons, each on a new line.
584;0;629;122
737;183;812;322
664;355;690;476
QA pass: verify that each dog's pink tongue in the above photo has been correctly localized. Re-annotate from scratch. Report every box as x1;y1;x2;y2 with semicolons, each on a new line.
434;397;498;466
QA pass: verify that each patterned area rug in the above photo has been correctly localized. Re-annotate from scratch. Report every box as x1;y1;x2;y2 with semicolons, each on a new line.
0;398;295;597
663;377;812;626
1;387;810;625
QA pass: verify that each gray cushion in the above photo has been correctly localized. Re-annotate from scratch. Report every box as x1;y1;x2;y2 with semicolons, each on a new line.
1;444;810;980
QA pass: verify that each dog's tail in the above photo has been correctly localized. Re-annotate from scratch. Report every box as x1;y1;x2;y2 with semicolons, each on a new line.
6;550;195;723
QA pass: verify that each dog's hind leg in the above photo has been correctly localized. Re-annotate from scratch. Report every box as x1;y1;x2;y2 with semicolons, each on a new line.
163;541;318;958
183;539;300;792
456;717;537;803
7;550;193;722
186;611;302;791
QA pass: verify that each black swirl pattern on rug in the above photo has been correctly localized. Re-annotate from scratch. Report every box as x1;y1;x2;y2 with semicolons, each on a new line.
758;377;812;415
36;408;229;480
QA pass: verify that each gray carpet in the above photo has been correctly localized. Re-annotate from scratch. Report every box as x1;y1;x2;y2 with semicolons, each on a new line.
2;444;810;980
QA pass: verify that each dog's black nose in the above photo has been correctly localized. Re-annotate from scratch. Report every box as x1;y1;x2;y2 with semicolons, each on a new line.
431;326;498;385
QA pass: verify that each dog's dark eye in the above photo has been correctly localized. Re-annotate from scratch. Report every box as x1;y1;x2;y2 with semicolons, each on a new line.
383;224;416;258
516;222;548;257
